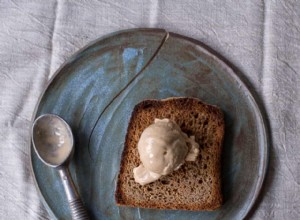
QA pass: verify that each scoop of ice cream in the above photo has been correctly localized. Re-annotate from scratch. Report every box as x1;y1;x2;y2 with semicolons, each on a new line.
133;118;199;185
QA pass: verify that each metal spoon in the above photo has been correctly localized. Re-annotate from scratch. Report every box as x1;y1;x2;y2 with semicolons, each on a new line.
32;114;89;220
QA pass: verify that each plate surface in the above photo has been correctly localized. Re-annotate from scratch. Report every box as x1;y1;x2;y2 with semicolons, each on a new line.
31;28;268;220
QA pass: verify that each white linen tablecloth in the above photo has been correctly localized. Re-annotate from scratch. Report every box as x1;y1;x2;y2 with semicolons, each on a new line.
0;0;299;219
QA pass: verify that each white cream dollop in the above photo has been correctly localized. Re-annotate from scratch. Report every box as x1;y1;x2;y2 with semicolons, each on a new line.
133;118;199;185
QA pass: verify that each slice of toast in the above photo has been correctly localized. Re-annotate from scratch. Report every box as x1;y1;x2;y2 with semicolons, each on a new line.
115;97;224;210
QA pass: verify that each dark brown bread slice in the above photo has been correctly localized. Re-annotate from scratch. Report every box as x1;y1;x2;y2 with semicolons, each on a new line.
115;97;224;210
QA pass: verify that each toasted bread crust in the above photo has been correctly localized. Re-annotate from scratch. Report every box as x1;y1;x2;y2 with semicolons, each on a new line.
115;97;224;210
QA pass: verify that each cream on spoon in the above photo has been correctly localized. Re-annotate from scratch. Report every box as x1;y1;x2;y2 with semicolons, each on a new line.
32;114;89;220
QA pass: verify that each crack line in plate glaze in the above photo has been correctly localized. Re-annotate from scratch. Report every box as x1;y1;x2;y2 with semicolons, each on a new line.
89;68;152;204
31;29;268;220
87;32;170;160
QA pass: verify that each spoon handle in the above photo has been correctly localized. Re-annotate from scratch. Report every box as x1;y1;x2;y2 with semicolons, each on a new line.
58;168;89;220
69;198;90;220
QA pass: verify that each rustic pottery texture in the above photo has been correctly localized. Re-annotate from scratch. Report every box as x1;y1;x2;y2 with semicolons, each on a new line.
31;29;268;220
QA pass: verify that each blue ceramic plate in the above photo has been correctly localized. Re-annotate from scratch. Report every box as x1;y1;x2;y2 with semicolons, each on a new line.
30;29;268;220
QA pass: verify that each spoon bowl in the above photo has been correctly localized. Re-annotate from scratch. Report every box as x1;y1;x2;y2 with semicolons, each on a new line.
32;114;74;168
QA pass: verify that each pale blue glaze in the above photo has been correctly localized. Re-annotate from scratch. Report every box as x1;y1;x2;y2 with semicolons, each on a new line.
31;29;268;220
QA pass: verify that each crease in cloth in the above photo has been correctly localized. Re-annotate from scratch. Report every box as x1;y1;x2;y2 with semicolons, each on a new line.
149;0;159;27
48;0;59;79
261;0;273;101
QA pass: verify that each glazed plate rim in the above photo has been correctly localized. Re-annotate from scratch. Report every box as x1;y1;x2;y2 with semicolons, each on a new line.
29;28;269;220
